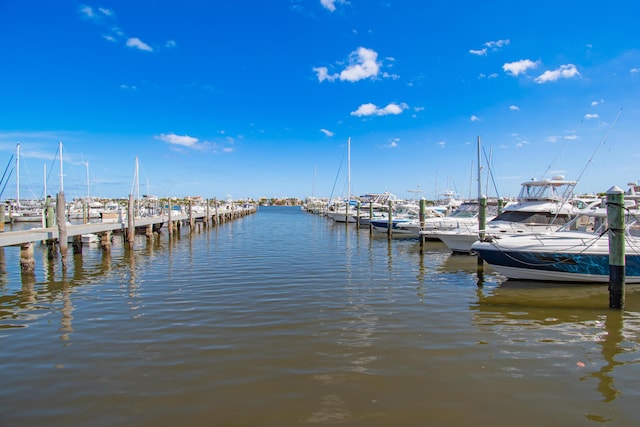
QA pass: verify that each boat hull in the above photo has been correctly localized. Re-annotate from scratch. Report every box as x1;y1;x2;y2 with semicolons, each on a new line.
473;240;640;283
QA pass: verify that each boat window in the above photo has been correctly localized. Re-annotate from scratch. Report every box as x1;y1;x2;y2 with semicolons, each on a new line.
491;211;571;225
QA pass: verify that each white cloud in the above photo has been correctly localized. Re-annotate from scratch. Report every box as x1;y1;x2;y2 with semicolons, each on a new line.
351;102;408;117
320;129;334;137
584;113;599;120
470;39;509;56
314;47;387;83
340;47;380;82
631;68;639;74
534;64;580;83
126;37;153;52
320;0;337;12
438;141;446;148
485;39;510;49
469;48;487;56
470;115;480;122
166;40;177;48
156;133;199;148
384;138;399;149
503;59;540;76
509;105;520;111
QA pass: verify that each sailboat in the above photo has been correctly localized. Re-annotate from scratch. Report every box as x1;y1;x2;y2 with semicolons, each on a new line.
326;137;358;223
12;143;45;223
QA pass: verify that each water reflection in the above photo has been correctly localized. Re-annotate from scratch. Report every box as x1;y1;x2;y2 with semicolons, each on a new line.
473;280;640;410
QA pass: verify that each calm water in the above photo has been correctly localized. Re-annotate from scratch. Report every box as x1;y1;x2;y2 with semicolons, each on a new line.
1;206;639;426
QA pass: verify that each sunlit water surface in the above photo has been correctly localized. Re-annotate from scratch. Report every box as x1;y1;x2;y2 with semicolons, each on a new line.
1;206;639;426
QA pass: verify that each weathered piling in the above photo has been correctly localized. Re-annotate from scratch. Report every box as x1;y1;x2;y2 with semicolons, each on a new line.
20;242;35;275
369;201;373;233
127;194;135;246
56;192;68;266
167;199;173;234
0;204;5;232
189;200;195;229
356;201;361;227
419;198;426;248
387;199;394;239
205;199;210;227
607;186;625;309
477;195;487;268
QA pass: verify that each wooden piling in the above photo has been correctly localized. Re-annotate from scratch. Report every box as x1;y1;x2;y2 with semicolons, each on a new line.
607;186;625;309
0;203;5;232
189;199;194;229
356;201;361;227
168;198;173;234
368;201;373;233
387;199;394;239
56;192;68;266
127;194;135;246
477;195;487;268
419;198;426;248
20;242;35;275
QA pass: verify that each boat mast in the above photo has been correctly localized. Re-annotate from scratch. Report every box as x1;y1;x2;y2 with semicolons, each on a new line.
59;141;64;193
15;143;20;209
477;136;482;199
86;161;90;199
347;137;351;202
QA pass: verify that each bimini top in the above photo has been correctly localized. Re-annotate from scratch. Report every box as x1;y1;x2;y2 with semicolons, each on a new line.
518;176;577;202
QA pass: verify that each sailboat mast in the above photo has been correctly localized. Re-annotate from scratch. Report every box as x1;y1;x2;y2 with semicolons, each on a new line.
347;137;351;201
15;143;20;208
86;161;90;199
59;141;64;193
477;136;482;198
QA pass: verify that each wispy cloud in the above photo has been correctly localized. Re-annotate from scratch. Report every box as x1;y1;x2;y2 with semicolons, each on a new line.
320;129;334;137
156;133;209;150
584;113;599;120
470;115;481;122
314;47;392;82
126;37;153;52
470;39;510;56
509;105;520;111
503;59;540;76
320;0;342;12
79;4;168;53
383;138;399;149
534;64;580;83
351;102;408;117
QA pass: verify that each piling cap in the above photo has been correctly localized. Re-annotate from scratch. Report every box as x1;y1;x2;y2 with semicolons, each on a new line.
607;185;624;195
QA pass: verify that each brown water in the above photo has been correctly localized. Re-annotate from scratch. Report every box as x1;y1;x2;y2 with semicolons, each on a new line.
0;206;639;426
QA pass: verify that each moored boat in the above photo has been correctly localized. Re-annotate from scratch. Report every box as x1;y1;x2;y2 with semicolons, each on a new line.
471;209;640;283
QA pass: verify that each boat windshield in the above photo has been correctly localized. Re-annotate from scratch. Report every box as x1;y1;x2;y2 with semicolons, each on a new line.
491;210;572;225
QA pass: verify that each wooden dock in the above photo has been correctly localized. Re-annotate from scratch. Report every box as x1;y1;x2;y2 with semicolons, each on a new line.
0;196;257;274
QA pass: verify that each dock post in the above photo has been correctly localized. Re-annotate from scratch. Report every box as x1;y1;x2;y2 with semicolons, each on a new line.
83;201;88;224
127;194;135;247
189;199;194;230
497;197;504;215
356;201;361;227
214;198;219;226
419;198;426;249
387;199;393;239
0;203;5;232
477;195;487;266
205;199;210;227
56;192;68;267
20;242;36;275
607;186;625;309
45;196;56;259
167;198;173;234
100;231;111;252
368;200;373;233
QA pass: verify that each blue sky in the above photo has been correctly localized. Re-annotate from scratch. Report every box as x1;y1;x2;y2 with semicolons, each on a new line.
1;0;639;201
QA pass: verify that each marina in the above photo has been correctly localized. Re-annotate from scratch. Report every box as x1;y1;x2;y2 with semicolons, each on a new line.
1;206;639;426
